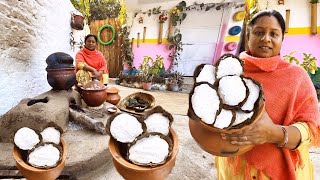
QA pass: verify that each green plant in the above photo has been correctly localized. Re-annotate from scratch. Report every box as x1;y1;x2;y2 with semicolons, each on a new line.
70;0;121;24
283;51;299;65
139;55;165;82
121;25;134;66
310;0;319;4
301;53;318;74
168;71;184;87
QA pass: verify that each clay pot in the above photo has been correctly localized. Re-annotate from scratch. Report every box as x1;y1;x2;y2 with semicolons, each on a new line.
189;103;265;157
80;80;107;107
167;83;180;92
46;68;77;91
105;87;121;105
109;128;179;180
142;82;152;91
12;139;68;180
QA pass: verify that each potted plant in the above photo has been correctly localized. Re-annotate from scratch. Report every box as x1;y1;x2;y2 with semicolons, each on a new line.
283;51;299;65
310;0;319;34
167;71;184;92
301;53;320;99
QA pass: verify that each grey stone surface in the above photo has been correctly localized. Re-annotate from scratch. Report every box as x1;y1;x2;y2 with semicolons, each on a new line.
0;90;81;142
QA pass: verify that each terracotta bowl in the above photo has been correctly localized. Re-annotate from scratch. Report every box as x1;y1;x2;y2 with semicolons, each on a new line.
189;102;265;157
109;129;179;180
12;139;68;180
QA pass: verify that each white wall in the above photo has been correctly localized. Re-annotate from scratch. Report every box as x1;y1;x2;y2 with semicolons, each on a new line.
0;0;76;115
258;0;320;27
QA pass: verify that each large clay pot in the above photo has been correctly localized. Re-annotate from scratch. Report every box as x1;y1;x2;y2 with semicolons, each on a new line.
189;102;265;157
12;139;68;180
80;80;107;107
46;68;77;90
109;128;179;180
105;87;121;105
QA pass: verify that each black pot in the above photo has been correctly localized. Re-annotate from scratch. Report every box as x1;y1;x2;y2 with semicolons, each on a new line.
46;52;74;69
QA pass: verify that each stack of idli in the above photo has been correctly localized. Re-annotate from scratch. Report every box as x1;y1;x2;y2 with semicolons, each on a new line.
14;125;63;169
107;106;174;166
189;54;263;129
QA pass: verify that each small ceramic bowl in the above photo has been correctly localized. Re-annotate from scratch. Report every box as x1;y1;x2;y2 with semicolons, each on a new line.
107;106;118;114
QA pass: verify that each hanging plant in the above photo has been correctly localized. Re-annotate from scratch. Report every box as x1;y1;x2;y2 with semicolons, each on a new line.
120;25;134;67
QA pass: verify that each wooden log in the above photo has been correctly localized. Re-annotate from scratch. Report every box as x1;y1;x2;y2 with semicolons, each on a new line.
311;3;318;35
137;33;140;47
69;106;106;134
285;9;290;33
167;15;174;39
143;27;147;43
158;23;163;44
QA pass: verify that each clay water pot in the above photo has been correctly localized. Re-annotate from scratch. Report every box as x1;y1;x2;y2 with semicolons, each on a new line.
189;102;265;157
46;68;77;90
12;139;68;180
109;128;179;180
105;87;121;105
80;80;107;107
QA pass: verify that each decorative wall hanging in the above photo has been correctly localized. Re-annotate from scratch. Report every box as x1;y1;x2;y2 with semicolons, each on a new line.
97;24;116;45
158;13;168;44
310;0;318;35
224;42;238;51
233;10;246;22
70;11;84;30
228;26;242;36
138;17;144;24
143;27;147;43
278;0;284;5
137;33;140;48
285;9;290;33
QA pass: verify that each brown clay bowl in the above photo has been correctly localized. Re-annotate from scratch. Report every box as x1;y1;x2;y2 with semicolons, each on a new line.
12;139;68;180
109;129;179;180
46;68;76;90
189;102;265;157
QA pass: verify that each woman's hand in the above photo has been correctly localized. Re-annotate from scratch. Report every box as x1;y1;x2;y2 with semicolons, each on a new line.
93;70;103;80
221;111;281;146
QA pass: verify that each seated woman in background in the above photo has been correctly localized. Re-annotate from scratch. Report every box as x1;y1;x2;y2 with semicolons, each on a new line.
75;34;109;86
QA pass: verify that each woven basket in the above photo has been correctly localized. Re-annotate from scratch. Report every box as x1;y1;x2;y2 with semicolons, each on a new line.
117;92;155;115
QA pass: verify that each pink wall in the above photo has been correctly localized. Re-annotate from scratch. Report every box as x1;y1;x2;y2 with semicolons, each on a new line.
132;44;173;71
281;34;320;66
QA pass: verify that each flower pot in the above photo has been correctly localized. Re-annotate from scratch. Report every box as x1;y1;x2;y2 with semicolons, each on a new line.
189;102;265;157
46;68;76;91
80;80;107;107
71;14;84;30
167;83;180;92
311;3;318;35
108;129;179;180
12;139;68;180
106;87;121;105
142;82;152;91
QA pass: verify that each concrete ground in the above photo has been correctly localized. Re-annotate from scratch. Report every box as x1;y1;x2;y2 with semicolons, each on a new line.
1;80;320;179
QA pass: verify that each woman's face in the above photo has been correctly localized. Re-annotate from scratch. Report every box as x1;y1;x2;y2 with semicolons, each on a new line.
85;36;97;51
248;16;283;58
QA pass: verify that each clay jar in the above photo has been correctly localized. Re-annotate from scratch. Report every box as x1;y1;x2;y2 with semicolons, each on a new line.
46;68;77;90
108;128;179;180
12;139;68;180
189;102;265;157
105;87;121;105
80;79;107;107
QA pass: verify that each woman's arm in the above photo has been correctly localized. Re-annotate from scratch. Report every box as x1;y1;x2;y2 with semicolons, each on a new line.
221;111;302;149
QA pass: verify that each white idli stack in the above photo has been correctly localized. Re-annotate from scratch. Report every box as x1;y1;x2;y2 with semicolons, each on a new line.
188;54;263;129
127;133;172;166
107;113;146;143
40;126;61;145
13;125;65;169
14;127;41;150
27;143;62;169
143;106;173;136
194;64;216;84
